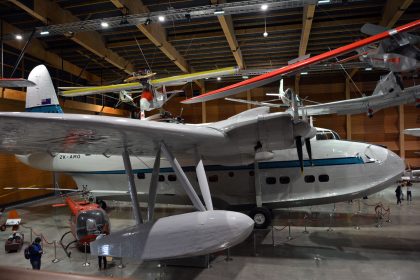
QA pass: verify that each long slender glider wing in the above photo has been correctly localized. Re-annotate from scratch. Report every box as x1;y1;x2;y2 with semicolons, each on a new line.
182;19;420;104
59;82;143;97
225;97;288;108
0;78;35;87
151;67;238;87
59;67;239;97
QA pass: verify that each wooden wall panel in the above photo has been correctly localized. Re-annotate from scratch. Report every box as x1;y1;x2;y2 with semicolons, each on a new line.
0;154;77;206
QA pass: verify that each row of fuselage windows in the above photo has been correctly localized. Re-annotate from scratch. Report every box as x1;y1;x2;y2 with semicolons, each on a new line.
136;171;244;183
137;173;177;181
265;174;330;185
136;172;330;185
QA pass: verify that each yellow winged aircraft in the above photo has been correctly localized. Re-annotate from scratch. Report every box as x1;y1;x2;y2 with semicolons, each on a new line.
59;67;239;118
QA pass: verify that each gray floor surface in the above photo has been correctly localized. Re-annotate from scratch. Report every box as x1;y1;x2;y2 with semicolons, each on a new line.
1;186;419;280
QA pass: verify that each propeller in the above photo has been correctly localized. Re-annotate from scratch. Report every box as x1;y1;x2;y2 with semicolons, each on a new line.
305;137;313;166
394;72;405;90
295;136;304;173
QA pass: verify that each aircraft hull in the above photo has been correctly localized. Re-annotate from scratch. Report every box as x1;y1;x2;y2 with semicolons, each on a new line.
16;139;404;209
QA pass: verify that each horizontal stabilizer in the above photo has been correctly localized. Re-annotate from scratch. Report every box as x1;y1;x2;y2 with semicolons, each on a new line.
0;78;35;88
361;23;388;36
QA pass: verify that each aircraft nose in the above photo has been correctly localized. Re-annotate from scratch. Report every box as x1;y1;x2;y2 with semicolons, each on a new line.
385;146;405;171
365;144;405;177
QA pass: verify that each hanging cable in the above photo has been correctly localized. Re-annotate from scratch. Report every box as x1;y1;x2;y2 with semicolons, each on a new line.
134;35;152;73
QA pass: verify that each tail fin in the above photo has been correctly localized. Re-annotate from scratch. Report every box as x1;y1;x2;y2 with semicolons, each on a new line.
25;65;63;113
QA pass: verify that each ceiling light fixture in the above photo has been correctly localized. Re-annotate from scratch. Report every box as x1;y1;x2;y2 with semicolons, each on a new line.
101;21;109;28
15;34;23;40
365;67;373;71
242;75;249;79
263;17;268;37
158;15;165;22
261;4;268;11
300;72;308;75
214;8;225;15
318;0;331;4
40;30;49;35
217;77;221;81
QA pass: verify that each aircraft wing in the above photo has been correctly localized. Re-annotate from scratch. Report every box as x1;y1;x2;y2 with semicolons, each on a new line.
225;97;288;108
288;84;420;116
0;78;36;87
289;95;383;116
151;67;238;87
182;19;420;104
404;128;420;137
59;82;143;97
0;112;226;156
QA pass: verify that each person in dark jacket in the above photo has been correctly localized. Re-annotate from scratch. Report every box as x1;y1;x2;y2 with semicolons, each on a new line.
395;185;402;205
29;237;43;270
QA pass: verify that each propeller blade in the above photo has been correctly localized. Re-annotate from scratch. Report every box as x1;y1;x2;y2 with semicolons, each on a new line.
394;73;405;90
305;138;313;166
296;136;304;173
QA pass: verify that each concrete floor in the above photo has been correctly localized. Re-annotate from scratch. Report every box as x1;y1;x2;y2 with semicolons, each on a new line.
1;186;420;280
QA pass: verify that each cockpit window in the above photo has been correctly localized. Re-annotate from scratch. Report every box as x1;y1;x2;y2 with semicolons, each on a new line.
315;130;340;140
76;210;110;240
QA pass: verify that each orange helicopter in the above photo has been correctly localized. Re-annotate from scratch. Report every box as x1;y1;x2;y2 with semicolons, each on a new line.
53;195;110;256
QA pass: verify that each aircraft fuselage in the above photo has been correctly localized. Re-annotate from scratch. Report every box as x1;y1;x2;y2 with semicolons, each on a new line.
16;138;404;209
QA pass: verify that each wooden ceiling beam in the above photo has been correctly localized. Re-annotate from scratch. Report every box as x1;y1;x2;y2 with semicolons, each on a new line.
211;0;245;69
380;0;413;28
107;29;361;50
2;20;101;84
215;15;246;69
167;17;379;42
10;0;135;75
110;0;203;88
298;4;316;57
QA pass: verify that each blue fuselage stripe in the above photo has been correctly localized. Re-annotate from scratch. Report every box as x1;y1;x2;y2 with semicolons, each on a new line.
73;157;364;175
26;105;63;113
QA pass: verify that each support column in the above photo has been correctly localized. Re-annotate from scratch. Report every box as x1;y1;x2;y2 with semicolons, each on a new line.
201;83;207;123
254;160;262;207
160;142;206;211
122;149;143;225
202;102;206;123
147;146;161;222
196;159;213;211
399;104;405;158
294;76;300;96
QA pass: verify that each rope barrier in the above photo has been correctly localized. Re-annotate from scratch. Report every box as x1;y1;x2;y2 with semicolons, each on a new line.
20;224;55;245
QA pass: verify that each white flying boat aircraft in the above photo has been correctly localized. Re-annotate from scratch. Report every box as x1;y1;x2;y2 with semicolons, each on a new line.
3;65;405;231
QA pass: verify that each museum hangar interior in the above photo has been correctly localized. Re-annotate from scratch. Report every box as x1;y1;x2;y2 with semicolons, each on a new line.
0;0;419;279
